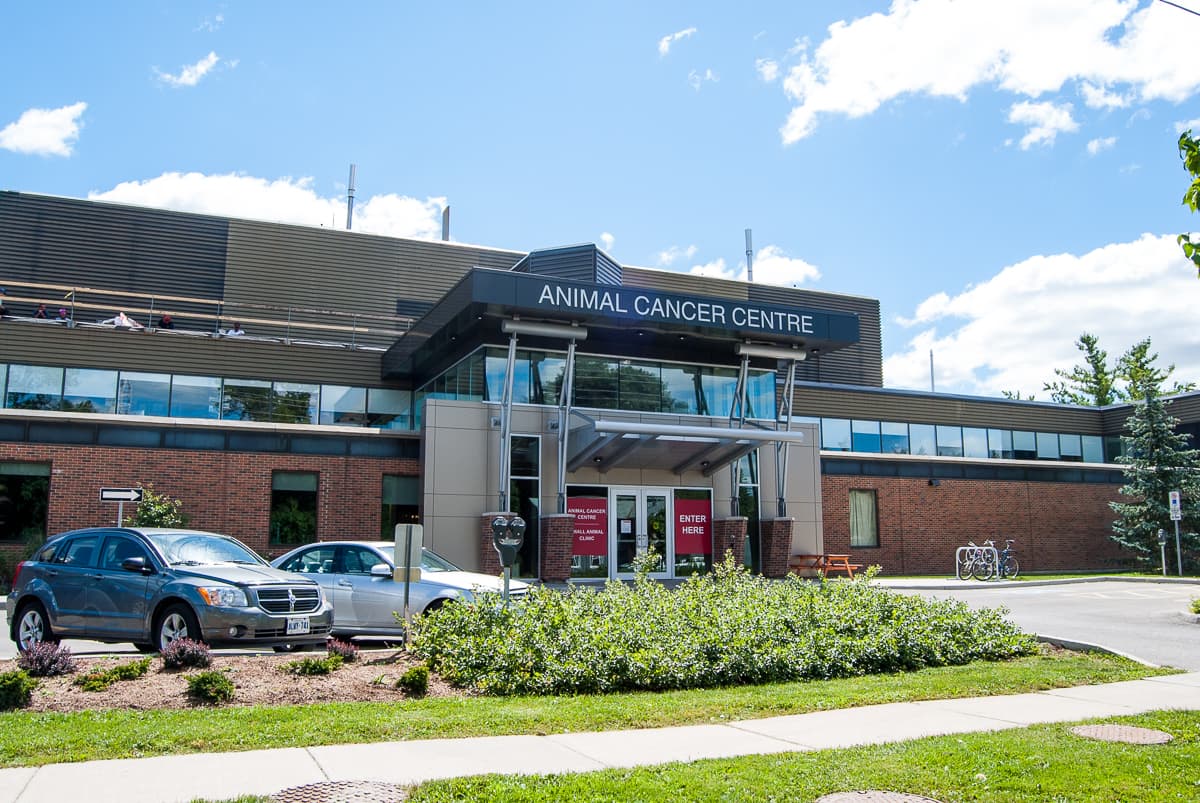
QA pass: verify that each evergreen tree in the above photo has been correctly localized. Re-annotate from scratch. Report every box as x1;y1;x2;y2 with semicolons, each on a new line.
1109;380;1200;569
1043;333;1117;406
1117;338;1196;401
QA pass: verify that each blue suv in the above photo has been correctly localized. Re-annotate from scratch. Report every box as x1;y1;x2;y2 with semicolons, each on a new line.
8;527;333;652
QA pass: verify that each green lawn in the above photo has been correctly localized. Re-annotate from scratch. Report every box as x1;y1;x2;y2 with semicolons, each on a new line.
409;710;1200;802
0;648;1171;768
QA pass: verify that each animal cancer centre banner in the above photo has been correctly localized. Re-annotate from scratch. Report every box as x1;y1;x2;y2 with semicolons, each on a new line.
568;496;608;557
674;497;712;555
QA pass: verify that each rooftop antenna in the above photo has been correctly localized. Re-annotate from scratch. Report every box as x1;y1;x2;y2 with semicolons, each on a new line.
930;349;935;392
345;164;357;230
442;206;450;241
745;228;754;282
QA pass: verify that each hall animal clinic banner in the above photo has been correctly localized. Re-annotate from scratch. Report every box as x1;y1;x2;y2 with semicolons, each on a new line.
568;496;608;556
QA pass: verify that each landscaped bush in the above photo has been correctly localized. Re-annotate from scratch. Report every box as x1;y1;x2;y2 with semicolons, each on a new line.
0;670;39;710
160;638;212;669
396;664;429;697
282;654;344;676
74;657;152;692
1191;597;1200;615
186;670;235;703
326;638;359;662
17;642;77;677
412;559;1038;696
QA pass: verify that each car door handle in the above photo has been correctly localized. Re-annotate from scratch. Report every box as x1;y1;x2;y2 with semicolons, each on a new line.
337;580;353;587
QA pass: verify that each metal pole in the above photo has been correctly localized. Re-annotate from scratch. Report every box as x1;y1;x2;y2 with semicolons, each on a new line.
1160;529;1168;577
776;358;798;518
556;338;577;514
498;332;518;511
117;501;124;526
402;525;413;648
729;354;750;516
1174;519;1183;576
502;565;511;609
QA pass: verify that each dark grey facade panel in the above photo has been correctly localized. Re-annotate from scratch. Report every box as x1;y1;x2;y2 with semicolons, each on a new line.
789;383;1107;433
1;321;385;386
510;245;623;286
225;220;523;350
0;192;228;303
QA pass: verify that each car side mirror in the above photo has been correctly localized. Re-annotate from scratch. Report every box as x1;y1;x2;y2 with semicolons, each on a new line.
121;556;153;575
370;563;392;578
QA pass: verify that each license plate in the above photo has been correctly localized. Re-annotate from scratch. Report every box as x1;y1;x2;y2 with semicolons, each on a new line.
286;617;310;635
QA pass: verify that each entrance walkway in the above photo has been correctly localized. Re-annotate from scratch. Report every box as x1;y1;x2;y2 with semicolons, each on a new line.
2;673;1198;802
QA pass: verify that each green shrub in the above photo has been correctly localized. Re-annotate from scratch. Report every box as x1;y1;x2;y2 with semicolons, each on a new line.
186;670;235;704
74;657;152;691
0;670;39;710
17;642;77;677
326;638;359;662
396;664;429;697
1191;597;1200;615
412;558;1038;696
282;654;344;676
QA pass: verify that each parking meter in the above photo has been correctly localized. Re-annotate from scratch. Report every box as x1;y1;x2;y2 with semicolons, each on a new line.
1158;528;1168;577
491;516;525;607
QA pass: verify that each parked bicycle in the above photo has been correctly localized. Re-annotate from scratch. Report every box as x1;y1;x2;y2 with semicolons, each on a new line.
955;539;1019;581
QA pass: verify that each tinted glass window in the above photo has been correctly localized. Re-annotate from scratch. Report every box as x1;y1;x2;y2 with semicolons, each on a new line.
342;546;385;574
222;378;272;421
0;462;50;541
962;427;988;458
55;536;99;567
99;536;149;570
1036;432;1060;460
170;375;221;419
821;418;851;450
988;429;1014;459
118;372;171;416
1013;431;1037;460
278;545;337;573
5;365;63;410
851;420;881;453
271;471;318;545
936;426;963;457
63;368;117;413
909;424;936;456
366;388;411;430
881;422;909;454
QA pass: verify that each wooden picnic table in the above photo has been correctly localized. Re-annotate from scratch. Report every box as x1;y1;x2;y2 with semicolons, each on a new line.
787;553;863;579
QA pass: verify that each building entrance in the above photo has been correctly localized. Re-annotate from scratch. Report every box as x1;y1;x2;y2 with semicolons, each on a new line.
606;487;714;580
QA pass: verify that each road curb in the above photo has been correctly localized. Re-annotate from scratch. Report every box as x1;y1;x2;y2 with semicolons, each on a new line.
1035;633;1160;668
874;576;1200;591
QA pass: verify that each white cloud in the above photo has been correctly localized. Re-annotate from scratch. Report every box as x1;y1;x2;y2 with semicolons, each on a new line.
1080;81;1129;109
686;245;820;286
1007;101;1078;149
155;51;222;88
779;0;1200;143
599;232;615;252
656;244;698;266
196;13;224;33
1087;135;1117;155
688;68;718;91
658;27;696;57
883;234;1200;398
756;58;780;83
1176;117;1200;134
0;102;87;157
88;172;446;239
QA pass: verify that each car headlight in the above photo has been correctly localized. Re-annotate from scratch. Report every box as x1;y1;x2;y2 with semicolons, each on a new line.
197;586;248;607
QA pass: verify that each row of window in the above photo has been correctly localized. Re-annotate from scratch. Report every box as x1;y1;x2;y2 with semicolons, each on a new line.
0;462;420;543
419;348;778;421
0;363;412;429
799;417;1117;464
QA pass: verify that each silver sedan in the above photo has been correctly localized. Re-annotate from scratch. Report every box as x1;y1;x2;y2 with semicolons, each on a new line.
270;541;528;640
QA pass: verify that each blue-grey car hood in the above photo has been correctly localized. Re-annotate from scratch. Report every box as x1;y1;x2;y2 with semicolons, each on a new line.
169;563;318;587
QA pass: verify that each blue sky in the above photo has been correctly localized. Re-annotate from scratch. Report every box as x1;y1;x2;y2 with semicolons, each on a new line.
4;1;1200;399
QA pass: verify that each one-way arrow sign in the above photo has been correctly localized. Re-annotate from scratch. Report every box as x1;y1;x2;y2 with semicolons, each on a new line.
100;487;144;502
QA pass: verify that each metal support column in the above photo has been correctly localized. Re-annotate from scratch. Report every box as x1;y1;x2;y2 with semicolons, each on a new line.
556;338;578;514
775;358;799;518
497;333;518;512
728;354;750;516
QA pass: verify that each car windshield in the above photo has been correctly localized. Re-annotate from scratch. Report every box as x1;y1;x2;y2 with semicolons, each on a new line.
149;533;265;566
373;545;459;573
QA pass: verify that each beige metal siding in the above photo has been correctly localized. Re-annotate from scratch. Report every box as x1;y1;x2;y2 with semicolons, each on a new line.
788;384;1106;433
1;321;384;386
622;266;750;300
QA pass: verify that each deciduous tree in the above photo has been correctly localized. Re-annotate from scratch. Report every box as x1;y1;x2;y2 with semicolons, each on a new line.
1179;129;1200;275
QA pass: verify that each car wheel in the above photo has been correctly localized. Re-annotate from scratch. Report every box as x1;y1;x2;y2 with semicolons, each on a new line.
15;602;59;653
155;603;202;651
272;643;315;653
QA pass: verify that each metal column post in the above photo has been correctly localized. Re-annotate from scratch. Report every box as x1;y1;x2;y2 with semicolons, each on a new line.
776;358;799;518
728;354;750;516
497;333;518;511
556;338;578;514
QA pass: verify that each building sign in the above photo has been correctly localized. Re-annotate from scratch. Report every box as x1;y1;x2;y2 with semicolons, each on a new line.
498;276;858;343
568;496;608;556
674;497;712;555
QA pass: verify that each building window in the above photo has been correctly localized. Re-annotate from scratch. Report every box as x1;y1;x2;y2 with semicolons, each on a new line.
320;385;366;426
5;365;63;410
936;425;963;457
509;435;541;578
851;420;881;452
367;388;411;430
909;423;936;456
737;453;761;572
222;378;272;421
270;471;318;546
381;475;420;539
117;372;171;416
880;421;909;454
170;375;221;419
962;427;989;458
0;462;50;541
63;368;117;413
849;489;878;548
821;418;851;451
272;382;319;424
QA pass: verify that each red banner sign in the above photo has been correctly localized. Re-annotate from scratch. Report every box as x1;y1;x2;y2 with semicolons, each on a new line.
674;497;712;554
568;496;608;557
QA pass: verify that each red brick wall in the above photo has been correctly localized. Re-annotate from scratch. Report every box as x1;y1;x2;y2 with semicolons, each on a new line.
821;476;1133;575
0;443;417;559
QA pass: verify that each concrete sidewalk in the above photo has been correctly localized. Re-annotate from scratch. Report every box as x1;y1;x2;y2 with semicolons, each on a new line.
2;672;1199;803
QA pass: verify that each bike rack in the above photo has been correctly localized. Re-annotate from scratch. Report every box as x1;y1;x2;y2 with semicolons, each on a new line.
955;545;999;580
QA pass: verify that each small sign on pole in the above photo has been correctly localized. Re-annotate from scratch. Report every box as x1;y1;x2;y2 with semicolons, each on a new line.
1168;490;1184;577
100;487;143;526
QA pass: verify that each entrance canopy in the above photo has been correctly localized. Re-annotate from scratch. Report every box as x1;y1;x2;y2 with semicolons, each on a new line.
567;414;809;477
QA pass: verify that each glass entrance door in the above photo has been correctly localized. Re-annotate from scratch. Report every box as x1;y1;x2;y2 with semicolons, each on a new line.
610;487;669;579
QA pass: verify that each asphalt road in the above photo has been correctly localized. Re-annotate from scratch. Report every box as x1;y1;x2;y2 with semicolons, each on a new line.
888;579;1200;671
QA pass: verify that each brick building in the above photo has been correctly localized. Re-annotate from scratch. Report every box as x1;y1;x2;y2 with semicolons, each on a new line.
2;191;1194;579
